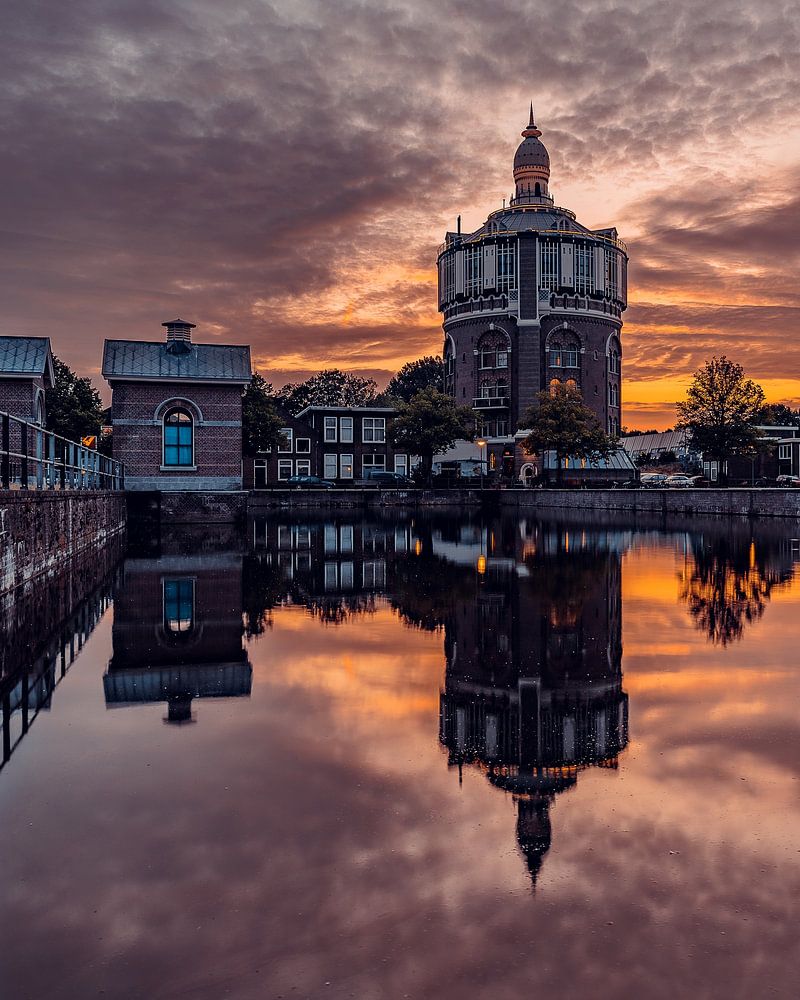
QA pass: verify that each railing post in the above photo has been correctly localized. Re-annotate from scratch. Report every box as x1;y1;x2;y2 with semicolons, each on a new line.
20;421;29;489
1;413;9;489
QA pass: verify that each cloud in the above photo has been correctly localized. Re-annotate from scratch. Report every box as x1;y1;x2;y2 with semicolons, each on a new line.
0;0;799;421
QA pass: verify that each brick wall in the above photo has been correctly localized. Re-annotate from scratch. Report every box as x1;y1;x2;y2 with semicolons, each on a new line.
0;376;44;423
110;380;243;490
501;488;800;519
0;491;126;595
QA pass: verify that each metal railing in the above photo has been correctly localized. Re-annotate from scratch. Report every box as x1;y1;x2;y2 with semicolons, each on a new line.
1;411;124;491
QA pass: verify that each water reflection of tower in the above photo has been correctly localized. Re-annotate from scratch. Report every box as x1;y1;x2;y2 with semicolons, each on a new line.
439;521;629;885
104;547;251;723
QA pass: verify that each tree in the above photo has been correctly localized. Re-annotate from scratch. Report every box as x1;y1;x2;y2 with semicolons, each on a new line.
242;373;285;455
45;356;105;443
676;357;765;481
519;385;612;482
755;402;799;427
385;356;444;402
276;369;377;414
389;387;475;482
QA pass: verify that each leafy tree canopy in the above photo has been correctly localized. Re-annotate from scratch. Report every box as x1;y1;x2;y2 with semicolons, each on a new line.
385;356;444;402
754;402;800;427
519;385;612;471
675;356;765;464
242;373;285;455
276;369;377;414
389;387;475;480
45;356;105;442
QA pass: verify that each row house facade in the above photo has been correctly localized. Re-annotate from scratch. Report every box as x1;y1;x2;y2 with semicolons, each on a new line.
246;405;413;487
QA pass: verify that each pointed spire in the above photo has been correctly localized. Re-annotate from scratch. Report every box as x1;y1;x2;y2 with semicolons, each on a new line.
522;102;542;139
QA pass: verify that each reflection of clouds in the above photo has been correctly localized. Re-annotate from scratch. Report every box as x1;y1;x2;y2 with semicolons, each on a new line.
2;527;800;997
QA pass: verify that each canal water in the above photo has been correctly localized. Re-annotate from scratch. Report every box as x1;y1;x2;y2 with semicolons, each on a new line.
1;510;799;999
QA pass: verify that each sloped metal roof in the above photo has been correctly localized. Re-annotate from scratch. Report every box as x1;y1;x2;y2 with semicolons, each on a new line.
621;430;690;456
543;448;636;471
0;336;54;384
102;339;251;383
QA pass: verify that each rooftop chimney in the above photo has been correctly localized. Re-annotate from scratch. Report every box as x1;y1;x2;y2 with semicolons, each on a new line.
162;318;195;354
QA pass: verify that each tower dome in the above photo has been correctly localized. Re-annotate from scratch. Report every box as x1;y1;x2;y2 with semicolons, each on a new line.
512;104;551;204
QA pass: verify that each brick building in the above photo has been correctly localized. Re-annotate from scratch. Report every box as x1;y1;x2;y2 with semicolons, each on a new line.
0;336;54;425
245;404;412;487
102;319;251;491
438;108;628;475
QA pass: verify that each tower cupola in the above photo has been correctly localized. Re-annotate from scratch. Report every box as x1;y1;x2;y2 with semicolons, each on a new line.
511;104;552;205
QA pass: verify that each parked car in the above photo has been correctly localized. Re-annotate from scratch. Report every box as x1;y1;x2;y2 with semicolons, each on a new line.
639;473;669;488
285;475;336;489
687;475;711;488
358;471;415;488
664;474;695;488
776;475;800;488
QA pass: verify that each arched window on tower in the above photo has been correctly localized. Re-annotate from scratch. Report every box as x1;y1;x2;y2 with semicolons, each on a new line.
534;182;541;196
163;407;194;467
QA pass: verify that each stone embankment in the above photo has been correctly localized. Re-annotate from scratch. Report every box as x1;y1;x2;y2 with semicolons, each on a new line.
501;488;800;519
0;491;126;595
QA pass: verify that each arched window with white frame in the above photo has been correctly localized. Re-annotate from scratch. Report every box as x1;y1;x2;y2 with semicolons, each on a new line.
163;407;194;467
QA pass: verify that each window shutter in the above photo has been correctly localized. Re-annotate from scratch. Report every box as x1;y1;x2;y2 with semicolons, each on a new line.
559;244;574;288
454;249;465;295
593;246;606;293
482;245;496;289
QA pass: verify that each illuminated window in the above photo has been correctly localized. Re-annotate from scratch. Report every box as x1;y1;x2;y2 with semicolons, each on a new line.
163;579;194;634
549;378;561;396
163;409;193;467
340;454;354;479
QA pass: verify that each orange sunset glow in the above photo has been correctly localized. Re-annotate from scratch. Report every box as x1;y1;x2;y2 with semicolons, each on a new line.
2;2;799;428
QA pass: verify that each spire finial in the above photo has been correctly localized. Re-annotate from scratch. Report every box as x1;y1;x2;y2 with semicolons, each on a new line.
521;103;542;139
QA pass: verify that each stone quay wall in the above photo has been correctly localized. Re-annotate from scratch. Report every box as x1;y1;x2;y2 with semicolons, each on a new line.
0;491;126;596
500;488;800;519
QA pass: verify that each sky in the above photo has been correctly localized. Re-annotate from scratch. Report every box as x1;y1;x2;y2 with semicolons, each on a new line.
1;0;799;429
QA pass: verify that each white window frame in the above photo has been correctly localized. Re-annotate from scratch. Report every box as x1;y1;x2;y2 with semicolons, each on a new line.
278;428;293;453
362;417;386;443
779;444;791;460
340;454;354;479
340;561;354;589
295;458;311;476
324;416;337;442
362;454;386;475
254;458;268;489
324;524;337;553
278;459;292;480
295;437;311;453
394;454;408;476
340;417;353;443
323;453;338;480
496;350;508;369
340;525;354;553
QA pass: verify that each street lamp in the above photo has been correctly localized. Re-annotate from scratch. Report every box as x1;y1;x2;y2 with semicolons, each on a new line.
476;438;487;491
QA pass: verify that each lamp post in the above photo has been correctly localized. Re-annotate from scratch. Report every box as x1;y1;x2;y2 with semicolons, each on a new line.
476;438;487;491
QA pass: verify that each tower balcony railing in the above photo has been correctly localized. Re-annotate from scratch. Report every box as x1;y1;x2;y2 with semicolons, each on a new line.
473;396;510;409
1;411;125;491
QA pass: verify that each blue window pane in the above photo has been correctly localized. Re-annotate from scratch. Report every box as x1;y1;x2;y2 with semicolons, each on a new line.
178;446;193;465
164;579;193;633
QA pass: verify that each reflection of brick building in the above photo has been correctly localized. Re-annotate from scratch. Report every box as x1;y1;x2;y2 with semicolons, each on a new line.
439;521;628;885
102;319;251;491
104;551;251;722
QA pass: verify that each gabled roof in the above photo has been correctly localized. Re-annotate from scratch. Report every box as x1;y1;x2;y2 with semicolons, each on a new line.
102;339;251;384
0;336;55;386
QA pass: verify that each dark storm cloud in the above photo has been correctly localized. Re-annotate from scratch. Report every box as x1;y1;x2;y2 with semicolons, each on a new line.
0;0;798;395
